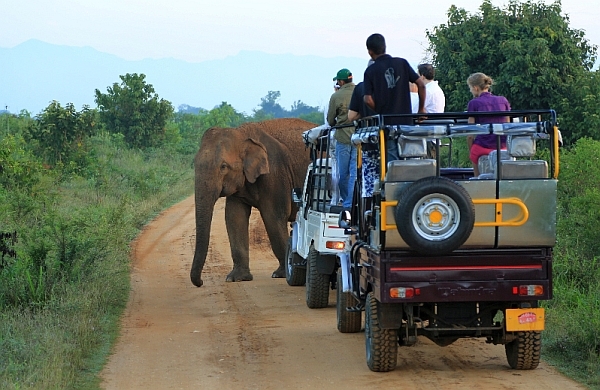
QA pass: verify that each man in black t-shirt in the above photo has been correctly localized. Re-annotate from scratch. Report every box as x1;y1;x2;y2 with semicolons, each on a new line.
363;33;426;161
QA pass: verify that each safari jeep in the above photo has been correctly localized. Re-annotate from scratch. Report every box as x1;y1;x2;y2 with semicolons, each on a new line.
337;109;560;372
286;125;350;309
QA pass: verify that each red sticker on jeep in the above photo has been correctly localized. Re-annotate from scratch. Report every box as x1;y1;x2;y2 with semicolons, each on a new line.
518;312;537;324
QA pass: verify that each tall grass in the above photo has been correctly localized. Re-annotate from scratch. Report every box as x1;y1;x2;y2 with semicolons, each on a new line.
543;137;600;389
0;132;195;389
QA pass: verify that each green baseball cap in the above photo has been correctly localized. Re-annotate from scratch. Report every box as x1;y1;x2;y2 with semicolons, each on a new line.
333;68;352;81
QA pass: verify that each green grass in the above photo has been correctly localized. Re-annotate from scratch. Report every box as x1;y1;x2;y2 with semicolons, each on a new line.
541;138;600;390
0;133;194;389
543;279;600;389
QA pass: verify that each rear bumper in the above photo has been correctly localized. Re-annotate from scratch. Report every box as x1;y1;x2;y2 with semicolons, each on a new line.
379;280;551;304
358;247;553;304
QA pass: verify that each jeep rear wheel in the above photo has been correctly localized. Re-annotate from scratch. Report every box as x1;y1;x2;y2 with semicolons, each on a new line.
336;268;361;333
395;176;475;255
285;237;306;286
365;292;398;372
305;245;330;309
505;331;542;370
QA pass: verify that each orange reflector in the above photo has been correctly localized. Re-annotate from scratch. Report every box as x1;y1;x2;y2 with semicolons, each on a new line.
326;241;345;250
390;287;414;299
519;285;544;296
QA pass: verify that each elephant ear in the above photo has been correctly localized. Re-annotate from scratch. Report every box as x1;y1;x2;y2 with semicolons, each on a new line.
243;138;270;183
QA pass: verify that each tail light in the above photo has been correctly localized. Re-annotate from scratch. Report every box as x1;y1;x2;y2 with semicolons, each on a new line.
390;287;419;299
325;241;345;250
514;285;544;296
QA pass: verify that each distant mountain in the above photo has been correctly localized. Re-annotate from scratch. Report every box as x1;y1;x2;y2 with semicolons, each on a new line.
0;40;373;116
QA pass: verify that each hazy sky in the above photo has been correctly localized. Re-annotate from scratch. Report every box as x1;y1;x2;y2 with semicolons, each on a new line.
2;0;599;66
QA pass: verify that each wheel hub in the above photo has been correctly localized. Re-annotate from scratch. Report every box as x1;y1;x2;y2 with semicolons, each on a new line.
413;194;460;240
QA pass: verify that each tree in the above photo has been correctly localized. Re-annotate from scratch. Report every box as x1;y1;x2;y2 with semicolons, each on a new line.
253;91;286;119
426;0;598;119
172;102;249;155
252;91;323;122
28;101;97;167
1;110;33;138
95;73;174;148
290;100;321;117
177;104;204;115
203;102;247;128
0;133;42;191
556;70;600;144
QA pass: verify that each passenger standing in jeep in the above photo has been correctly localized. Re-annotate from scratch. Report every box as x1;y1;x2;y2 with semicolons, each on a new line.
363;33;426;161
466;72;511;176
327;68;356;209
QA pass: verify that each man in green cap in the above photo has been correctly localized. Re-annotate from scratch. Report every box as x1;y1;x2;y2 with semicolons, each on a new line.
327;68;356;209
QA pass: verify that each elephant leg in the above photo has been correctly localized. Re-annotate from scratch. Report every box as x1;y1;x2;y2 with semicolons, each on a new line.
225;197;253;282
260;208;290;278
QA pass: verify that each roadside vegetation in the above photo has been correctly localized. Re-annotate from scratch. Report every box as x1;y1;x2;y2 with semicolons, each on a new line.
426;2;600;387
1;1;599;388
0;78;321;389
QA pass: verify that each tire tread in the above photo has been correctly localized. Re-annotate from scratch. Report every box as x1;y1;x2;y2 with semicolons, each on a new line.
365;292;398;372
505;331;542;370
306;245;329;309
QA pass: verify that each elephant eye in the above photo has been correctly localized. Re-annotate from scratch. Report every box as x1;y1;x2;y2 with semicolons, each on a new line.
220;163;228;171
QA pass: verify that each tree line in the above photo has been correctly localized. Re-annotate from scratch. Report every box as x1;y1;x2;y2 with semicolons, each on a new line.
0;73;323;171
3;0;600;173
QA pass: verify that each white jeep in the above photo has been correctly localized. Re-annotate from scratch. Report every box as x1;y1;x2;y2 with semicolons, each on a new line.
286;126;351;309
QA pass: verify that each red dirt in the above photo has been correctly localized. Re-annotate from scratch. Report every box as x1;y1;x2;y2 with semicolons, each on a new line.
100;196;583;389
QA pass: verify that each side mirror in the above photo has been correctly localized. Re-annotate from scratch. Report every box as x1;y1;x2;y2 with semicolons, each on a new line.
338;210;351;229
339;210;357;236
292;188;302;205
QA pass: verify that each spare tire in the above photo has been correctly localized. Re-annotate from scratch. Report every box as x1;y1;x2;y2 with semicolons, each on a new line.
394;176;475;255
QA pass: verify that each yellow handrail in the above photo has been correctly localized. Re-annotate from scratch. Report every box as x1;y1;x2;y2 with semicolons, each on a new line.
379;129;386;182
380;200;398;231
472;197;529;227
379;197;529;231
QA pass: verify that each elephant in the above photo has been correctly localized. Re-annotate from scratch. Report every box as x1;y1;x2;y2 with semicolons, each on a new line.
190;118;314;287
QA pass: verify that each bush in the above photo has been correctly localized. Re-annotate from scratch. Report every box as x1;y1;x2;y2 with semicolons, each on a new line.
0;129;194;388
555;138;600;262
543;137;600;388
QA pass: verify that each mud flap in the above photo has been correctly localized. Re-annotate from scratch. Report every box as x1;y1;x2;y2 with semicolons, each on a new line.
316;253;336;275
378;301;404;329
338;252;352;292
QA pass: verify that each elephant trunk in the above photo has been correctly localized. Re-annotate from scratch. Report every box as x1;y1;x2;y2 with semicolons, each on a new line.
190;188;219;287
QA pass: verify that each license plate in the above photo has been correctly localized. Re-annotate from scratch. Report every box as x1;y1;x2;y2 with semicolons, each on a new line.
505;308;545;331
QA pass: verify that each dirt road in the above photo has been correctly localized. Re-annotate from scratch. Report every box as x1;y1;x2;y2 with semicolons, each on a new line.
100;196;583;390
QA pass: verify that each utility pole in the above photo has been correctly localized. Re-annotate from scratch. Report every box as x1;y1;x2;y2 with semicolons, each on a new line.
5;105;8;134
